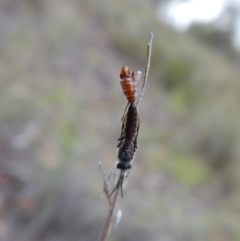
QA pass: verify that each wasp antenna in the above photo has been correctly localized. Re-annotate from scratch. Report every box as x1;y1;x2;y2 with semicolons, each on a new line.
120;181;124;198
120;171;125;198
110;171;126;198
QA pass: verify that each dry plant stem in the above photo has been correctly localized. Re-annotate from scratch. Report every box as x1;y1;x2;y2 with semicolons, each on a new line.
100;188;119;241
98;162;111;204
99;32;153;241
136;32;154;108
98;162;120;241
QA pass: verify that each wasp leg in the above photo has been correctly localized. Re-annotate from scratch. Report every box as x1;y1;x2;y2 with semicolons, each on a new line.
117;109;128;147
117;139;124;148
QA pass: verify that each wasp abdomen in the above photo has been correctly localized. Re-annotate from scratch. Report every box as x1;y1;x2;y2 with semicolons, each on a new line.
120;65;137;104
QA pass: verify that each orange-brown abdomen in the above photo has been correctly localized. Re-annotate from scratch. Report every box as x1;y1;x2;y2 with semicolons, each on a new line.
120;66;136;104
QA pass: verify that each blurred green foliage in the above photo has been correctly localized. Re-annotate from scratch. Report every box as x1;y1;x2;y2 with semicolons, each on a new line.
168;153;209;186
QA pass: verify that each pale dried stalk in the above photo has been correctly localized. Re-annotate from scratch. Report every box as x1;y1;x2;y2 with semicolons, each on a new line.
98;162;120;241
99;32;153;241
136;32;153;108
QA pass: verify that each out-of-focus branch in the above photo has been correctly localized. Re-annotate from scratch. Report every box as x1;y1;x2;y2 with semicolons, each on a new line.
136;32;154;108
98;162;120;241
98;32;153;241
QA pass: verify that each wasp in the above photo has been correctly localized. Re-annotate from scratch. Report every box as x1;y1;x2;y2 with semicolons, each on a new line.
111;104;140;197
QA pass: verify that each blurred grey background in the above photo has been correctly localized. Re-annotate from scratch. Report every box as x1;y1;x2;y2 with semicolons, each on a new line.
0;0;240;240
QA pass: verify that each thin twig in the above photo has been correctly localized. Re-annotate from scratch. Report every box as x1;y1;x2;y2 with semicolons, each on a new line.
98;162;111;204
136;32;154;108
99;179;119;241
99;32;153;241
135;70;142;90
